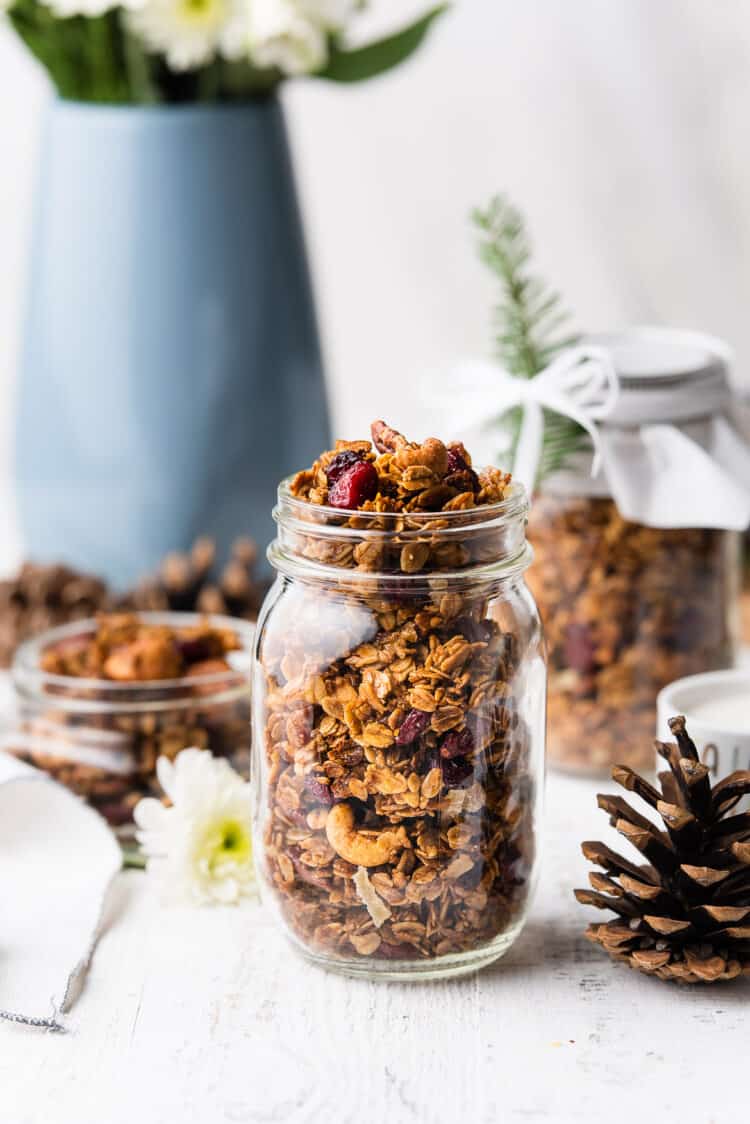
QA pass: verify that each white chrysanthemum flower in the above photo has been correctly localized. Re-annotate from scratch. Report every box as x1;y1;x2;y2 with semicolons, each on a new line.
134;749;256;906
297;0;359;32
44;0;143;18
128;0;241;72
248;0;328;75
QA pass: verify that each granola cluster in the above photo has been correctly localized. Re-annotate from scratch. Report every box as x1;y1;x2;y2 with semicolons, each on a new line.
526;494;735;772
290;419;511;514
284;422;516;579
39;612;241;680
258;423;537;967
9;613;252;827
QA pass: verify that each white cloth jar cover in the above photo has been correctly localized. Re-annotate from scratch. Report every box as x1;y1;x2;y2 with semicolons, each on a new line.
449;327;750;531
0;752;121;1031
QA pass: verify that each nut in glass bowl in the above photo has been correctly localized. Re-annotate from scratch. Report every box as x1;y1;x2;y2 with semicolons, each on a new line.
5;612;253;833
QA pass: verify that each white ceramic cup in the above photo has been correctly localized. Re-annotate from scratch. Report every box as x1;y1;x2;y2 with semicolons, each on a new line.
657;670;750;784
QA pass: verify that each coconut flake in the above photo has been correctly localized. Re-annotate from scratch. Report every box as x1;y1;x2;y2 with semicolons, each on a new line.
353;866;392;928
441;789;468;818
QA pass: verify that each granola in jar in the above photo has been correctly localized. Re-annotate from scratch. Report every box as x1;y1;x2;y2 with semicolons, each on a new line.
8;612;253;829
524;328;743;774
527;495;737;773
252;422;545;979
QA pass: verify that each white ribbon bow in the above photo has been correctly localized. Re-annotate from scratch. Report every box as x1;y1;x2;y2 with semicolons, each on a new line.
447;345;620;493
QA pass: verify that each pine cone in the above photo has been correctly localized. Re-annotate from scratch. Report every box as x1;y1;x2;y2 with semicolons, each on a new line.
120;537;265;621
575;715;750;983
0;562;109;668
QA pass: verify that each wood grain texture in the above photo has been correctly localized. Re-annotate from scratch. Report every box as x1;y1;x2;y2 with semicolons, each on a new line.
1;773;747;1124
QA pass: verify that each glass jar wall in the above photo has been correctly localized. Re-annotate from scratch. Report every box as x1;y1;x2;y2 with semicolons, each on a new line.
527;492;739;773
252;482;546;980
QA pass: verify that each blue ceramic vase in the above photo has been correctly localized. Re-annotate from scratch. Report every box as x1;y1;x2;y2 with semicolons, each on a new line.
16;97;330;589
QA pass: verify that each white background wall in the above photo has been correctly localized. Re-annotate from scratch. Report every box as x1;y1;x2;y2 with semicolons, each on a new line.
2;0;750;566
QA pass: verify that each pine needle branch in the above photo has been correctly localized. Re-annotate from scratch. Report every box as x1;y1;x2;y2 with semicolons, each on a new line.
472;195;589;484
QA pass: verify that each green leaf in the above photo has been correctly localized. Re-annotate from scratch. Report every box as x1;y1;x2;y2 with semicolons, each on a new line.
318;4;448;84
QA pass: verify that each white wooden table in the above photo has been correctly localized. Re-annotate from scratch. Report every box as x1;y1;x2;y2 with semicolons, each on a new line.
2;772;747;1124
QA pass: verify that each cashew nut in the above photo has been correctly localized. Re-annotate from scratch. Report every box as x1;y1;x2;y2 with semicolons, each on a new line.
325;802;408;868
394;437;448;477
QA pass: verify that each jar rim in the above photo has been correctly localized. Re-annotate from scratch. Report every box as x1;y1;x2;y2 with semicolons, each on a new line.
12;611;254;712
274;477;528;534
267;541;534;585
270;478;532;584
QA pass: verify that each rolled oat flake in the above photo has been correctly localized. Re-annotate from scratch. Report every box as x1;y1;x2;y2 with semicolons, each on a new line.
545;327;750;530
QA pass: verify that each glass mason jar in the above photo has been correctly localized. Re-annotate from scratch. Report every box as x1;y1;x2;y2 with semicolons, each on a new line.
7;612;254;831
251;479;545;980
526;329;742;774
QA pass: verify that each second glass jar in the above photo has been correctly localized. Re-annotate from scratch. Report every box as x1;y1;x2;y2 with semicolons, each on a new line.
527;493;738;773
251;481;545;980
525;328;743;774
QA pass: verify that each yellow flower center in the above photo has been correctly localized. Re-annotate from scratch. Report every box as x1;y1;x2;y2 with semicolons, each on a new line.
200;818;252;872
179;0;222;27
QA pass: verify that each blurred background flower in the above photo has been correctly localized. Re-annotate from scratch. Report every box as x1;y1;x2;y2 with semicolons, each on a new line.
126;0;245;72
134;749;256;904
248;0;332;76
45;0;143;19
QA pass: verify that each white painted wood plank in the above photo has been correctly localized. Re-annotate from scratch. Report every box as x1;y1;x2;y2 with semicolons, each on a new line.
1;774;747;1124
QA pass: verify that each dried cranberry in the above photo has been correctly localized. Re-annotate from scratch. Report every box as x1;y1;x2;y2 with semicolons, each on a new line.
446;445;470;473
563;622;597;674
396;708;431;746
445;468;480;493
303;774;334;805
328;460;379;509
176;635;213;664
325;449;361;486
377;578;414;604
441;756;474;788
440;727;474;759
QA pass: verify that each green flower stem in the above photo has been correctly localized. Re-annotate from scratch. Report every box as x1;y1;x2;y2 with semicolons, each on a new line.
197;59;221;103
121;24;160;104
121;846;147;870
217;59;279;101
87;13;125;101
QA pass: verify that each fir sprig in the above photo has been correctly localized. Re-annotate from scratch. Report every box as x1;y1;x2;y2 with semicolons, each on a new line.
472;195;587;484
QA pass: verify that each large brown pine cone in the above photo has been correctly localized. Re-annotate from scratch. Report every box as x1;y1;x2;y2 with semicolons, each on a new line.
576;716;750;983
